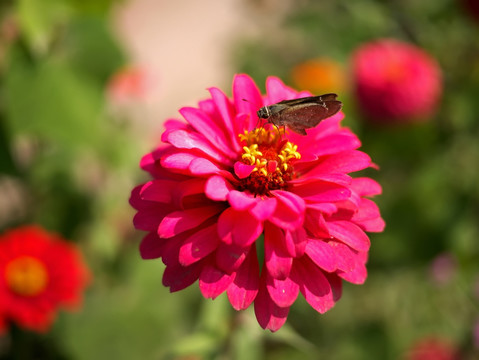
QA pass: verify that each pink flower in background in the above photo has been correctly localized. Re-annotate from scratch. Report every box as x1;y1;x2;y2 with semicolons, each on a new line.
130;74;384;331
474;276;479;300
352;38;442;123
429;253;457;286
405;337;460;360
474;319;479;349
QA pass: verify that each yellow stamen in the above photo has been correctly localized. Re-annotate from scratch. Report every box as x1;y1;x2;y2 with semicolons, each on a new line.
238;128;301;195
5;256;49;297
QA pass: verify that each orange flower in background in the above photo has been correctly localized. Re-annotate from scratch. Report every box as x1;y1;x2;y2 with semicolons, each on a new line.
291;58;346;95
0;226;90;333
107;65;153;104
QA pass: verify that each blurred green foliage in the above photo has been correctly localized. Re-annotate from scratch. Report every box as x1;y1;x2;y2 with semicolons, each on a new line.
0;0;139;357
0;0;478;359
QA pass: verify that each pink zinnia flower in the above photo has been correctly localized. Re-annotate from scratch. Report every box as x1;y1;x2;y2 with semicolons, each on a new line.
130;74;384;331
352;38;442;123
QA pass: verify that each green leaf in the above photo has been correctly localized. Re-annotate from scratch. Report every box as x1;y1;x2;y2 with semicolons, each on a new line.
4;48;105;151
169;333;219;357
63;16;126;83
16;0;72;55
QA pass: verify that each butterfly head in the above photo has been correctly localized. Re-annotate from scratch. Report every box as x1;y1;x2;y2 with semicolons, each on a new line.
257;106;271;119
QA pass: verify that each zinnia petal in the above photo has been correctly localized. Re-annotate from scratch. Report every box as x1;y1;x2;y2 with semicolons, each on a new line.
254;273;290;331
140;180;175;203
266;273;300;308
351;198;386;232
305;240;337;272
139;232;164;259
269;190;305;230
264;223;293;280
179;106;235;159
312;150;373;174
227;190;257;211
351;177;383;196
327;220;371;252
161;151;199;174
218;207;263;247
215;242;248;273
329;241;368;284
227;245;259;310
234;161;255;179
233;74;263;131
293;181;351;203
199;265;235;299
208;87;241;152
163;128;232;164
293;257;335;314
250;197;277;221
158;206;223;239
265;76;299;104
162;261;202;292
178;224;221;266
205;175;234;201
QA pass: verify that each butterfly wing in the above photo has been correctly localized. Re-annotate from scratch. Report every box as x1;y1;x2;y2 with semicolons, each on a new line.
276;93;339;107
276;99;342;134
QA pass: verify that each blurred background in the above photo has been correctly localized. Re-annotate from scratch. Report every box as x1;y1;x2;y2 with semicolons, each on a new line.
0;0;478;359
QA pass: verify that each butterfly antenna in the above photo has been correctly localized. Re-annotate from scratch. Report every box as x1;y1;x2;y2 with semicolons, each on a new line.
255;116;264;131
242;98;263;131
242;98;269;133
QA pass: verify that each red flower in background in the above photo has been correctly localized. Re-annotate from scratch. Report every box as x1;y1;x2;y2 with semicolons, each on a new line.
406;337;461;360
130;74;384;331
352;38;442;124
0;226;90;333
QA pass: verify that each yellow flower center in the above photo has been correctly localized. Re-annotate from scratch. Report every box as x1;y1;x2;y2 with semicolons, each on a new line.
5;256;49;297
238;128;301;196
